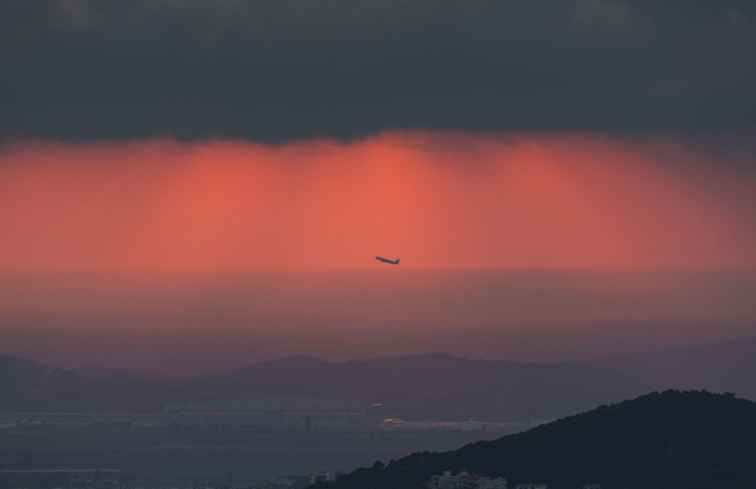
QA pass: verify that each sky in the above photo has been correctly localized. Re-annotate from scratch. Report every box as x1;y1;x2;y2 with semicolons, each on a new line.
1;132;755;373
1;0;755;140
1;1;755;371
0;133;755;272
3;269;756;374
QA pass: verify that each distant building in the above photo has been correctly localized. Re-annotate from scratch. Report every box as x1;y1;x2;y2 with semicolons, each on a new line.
428;471;477;489
428;471;508;489
309;472;339;485
514;484;547;489
476;477;509;489
262;475;311;489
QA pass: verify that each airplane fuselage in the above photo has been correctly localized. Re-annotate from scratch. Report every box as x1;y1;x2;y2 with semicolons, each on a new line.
376;256;400;265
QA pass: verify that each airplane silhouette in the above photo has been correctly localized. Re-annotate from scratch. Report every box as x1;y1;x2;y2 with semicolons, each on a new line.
375;256;401;265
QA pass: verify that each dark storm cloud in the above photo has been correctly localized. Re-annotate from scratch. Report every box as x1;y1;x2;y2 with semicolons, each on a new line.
1;0;755;141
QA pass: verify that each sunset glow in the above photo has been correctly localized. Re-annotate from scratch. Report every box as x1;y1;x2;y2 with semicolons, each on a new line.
1;132;754;273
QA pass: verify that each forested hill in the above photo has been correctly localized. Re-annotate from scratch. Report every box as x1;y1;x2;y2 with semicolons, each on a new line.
313;390;756;489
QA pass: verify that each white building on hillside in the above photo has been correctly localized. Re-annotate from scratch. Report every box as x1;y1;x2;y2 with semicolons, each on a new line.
428;471;508;489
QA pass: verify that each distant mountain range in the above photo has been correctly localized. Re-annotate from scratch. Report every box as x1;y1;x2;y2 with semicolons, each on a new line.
312;390;756;489
3;336;756;419
185;352;653;419
0;354;165;411
0;352;645;418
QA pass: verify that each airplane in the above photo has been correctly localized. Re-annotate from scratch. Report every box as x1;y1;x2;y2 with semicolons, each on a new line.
375;256;401;265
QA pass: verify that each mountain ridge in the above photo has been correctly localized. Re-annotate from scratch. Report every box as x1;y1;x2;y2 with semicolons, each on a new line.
5;336;756;419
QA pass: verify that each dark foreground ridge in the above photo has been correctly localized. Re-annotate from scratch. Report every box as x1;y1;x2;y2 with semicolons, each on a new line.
312;390;756;489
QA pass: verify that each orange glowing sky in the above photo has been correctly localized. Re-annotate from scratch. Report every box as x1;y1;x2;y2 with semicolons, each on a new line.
1;132;755;273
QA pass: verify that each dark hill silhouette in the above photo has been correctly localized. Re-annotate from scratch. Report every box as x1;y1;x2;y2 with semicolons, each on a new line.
313;391;756;489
